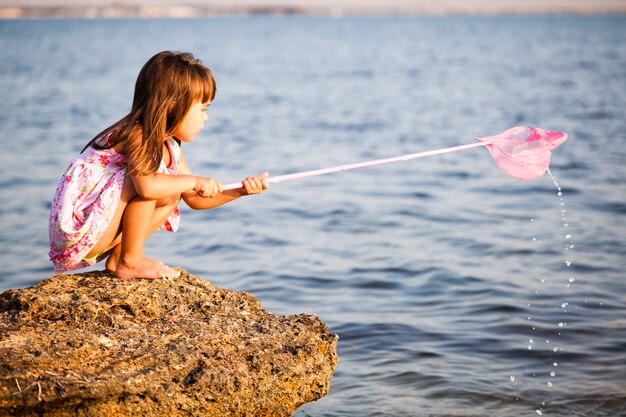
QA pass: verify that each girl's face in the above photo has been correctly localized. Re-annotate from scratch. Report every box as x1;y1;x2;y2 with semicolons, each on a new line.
172;100;210;142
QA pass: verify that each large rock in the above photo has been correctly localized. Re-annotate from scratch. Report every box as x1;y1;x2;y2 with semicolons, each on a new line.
0;269;338;416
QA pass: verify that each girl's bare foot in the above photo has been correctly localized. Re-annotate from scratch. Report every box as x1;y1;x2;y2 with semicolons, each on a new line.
115;256;180;280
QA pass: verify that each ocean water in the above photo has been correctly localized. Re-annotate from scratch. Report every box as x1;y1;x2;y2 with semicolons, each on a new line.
1;16;625;416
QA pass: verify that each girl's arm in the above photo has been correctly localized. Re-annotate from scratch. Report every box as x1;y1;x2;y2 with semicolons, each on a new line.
125;131;221;199
131;172;207;200
178;149;267;210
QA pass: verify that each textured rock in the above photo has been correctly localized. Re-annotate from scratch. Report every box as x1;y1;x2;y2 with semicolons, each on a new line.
0;269;338;416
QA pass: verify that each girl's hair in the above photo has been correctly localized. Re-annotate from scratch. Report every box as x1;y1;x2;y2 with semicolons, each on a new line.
83;51;216;175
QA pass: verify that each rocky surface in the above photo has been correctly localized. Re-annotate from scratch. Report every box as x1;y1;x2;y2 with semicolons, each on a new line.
0;269;338;416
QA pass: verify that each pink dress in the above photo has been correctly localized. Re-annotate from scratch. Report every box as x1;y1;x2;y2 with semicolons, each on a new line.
49;137;181;273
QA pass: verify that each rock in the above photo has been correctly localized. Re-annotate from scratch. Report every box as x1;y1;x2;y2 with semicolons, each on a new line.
0;269;338;416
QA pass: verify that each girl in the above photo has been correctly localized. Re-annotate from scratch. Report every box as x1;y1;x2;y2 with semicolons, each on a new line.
49;51;268;280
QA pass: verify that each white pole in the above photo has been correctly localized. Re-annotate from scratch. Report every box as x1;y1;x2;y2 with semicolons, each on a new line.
222;141;489;191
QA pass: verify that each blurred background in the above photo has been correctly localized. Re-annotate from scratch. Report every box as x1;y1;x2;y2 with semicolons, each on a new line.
2;0;626;17
1;2;625;416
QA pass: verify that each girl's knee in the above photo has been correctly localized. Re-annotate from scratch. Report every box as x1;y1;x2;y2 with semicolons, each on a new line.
157;193;181;209
120;175;139;202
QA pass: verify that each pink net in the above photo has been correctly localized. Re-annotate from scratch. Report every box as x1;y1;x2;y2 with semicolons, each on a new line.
476;126;568;181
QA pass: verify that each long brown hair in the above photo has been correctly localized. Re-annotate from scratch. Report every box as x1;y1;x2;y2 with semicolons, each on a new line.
83;51;216;175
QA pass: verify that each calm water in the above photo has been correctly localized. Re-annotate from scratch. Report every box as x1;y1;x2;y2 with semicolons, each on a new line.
1;16;625;416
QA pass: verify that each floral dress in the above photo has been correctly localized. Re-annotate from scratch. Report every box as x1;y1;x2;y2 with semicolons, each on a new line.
49;137;181;273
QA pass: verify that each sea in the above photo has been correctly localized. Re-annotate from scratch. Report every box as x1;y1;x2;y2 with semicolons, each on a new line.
0;15;624;417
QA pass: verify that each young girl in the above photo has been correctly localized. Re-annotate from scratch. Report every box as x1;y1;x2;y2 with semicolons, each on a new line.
49;51;268;280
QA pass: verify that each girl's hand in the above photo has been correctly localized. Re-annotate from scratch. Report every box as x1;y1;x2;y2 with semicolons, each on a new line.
194;177;222;198
242;172;269;195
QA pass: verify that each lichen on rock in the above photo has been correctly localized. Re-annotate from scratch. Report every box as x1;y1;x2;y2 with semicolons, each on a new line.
0;269;338;416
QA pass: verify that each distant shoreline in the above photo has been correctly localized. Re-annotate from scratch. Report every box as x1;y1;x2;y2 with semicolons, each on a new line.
2;4;626;19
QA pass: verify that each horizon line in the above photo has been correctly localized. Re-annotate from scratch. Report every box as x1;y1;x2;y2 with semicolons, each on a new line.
2;4;626;19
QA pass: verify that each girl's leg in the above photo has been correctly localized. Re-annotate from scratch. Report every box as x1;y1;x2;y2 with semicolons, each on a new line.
85;176;180;279
105;194;181;274
84;176;137;260
113;196;180;280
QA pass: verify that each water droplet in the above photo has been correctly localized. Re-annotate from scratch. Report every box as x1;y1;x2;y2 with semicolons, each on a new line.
547;381;553;387
565;260;572;267
529;339;534;344
536;409;543;415
553;362;558;367
548;169;560;187
541;277;546;283
561;209;566;213
568;277;575;283
530;218;535;222
569;244;575;248
561;302;568;308
557;191;562;196
553;346;559;352
565;234;572;239
550;371;556;377
510;375;515;382
528;316;532;320
558;322;566;327
528;345;532;350
563;223;569;227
